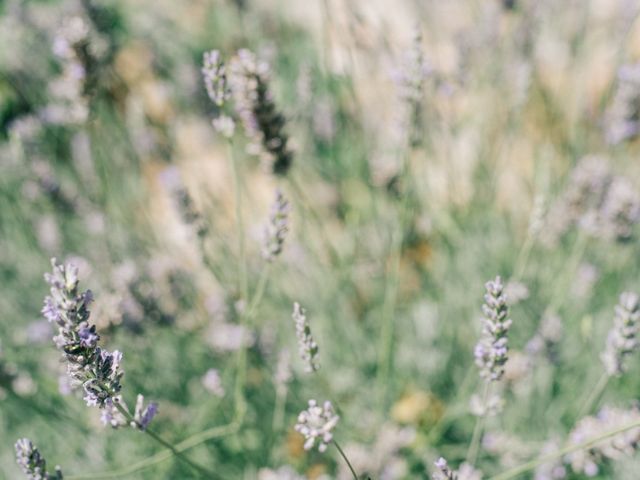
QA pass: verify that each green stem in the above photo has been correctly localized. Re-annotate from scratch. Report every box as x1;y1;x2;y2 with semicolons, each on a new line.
489;418;640;480
228;140;248;303
287;175;340;266
246;266;270;323
272;385;287;434
334;440;359;480
112;402;216;478
376;146;412;405
577;372;609;419
466;381;491;466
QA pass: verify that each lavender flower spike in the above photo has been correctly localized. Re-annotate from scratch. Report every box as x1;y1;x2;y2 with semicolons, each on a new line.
601;292;640;376
262;189;290;261
202;50;228;107
292;302;319;372
295;399;339;452
15;438;63;479
474;276;512;381
43;258;123;407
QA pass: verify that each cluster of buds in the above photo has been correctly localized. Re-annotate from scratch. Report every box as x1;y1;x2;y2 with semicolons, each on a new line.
262;189;289;261
15;438;63;480
474;276;512;382
42;259;122;407
601;292;640;377
295;399;339;452
202;49;293;175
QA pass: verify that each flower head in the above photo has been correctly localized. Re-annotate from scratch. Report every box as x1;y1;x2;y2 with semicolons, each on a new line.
295;399;339;452
15;438;63;480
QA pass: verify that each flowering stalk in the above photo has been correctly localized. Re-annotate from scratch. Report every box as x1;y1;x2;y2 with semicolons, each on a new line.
202;49;293;175
579;292;640;417
15;438;63;480
40;259;214;477
467;276;512;466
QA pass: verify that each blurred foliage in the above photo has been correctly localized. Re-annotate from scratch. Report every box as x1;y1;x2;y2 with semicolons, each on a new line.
2;0;640;478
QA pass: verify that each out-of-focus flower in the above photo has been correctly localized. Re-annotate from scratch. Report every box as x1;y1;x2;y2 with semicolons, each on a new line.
601;292;640;377
565;405;640;476
202;50;228;106
201;369;225;397
605;63;640;145
262;189;289;261
292;302;319;373
504;280;529;306
258;466;305;480
534;439;567;480
432;457;482;480
15;438;63;480
204;49;293;175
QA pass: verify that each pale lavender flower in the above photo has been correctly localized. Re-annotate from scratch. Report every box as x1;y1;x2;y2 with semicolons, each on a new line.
571;263;599;299
226;49;292;175
565;405;640;476
44;16;90;126
202;50;228;106
292;302;319;372
504;280;529;306
599;177;640;241
474;276;512;381
262;190;289;261
432;457;455;480
212;115;235;137
295;399;339;452
202;369;225;397
433;458;482;480
605;63;640;145
534;440;567;480
15;438;63;480
469;392;505;417
258;466;305;480
160;167;208;238
133;394;158;430
274;349;292;393
601;292;640;376
100;396;128;428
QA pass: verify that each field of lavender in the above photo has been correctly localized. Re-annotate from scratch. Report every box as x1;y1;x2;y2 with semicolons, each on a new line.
3;0;640;479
